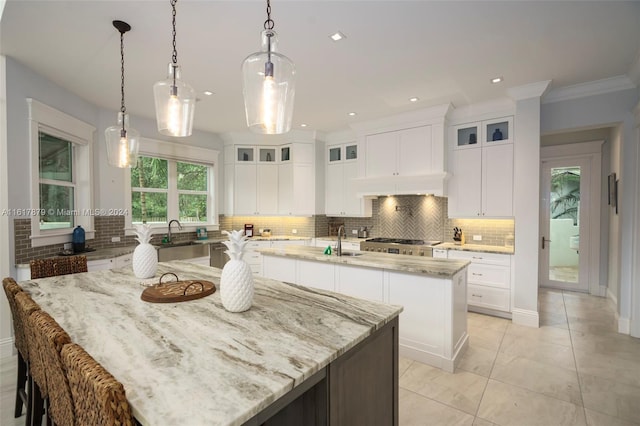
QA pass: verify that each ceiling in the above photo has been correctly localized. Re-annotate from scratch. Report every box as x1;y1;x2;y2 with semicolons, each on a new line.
2;1;639;135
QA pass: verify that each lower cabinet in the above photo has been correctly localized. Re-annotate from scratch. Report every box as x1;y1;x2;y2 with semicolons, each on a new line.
336;264;384;302
88;253;134;272
253;317;399;426
446;250;512;314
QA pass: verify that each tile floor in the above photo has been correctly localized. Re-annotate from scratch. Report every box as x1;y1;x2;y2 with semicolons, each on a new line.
2;288;639;425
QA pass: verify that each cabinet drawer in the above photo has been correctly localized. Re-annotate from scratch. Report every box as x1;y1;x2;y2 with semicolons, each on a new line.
468;284;510;312
467;263;510;289
447;250;510;266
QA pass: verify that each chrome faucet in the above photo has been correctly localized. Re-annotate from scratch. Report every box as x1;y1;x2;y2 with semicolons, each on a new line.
336;225;345;256
167;219;183;243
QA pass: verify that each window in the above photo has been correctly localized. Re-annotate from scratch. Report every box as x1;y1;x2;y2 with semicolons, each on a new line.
28;99;95;247
39;132;75;230
126;138;219;230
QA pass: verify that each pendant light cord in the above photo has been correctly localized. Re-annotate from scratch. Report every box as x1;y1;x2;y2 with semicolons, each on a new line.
119;30;126;134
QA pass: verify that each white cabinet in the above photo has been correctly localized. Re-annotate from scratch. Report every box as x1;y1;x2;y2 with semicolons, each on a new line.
365;126;433;178
325;143;372;217
336;264;384;302
232;162;278;216
447;250;512;314
314;239;360;252
433;248;448;259
278;163;314;215
225;143;315;216
448;117;514;218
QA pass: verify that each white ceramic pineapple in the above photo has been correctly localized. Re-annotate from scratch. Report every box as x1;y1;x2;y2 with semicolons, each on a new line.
219;230;254;312
132;224;158;279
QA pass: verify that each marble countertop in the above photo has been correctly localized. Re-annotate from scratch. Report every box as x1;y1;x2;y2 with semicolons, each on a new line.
436;242;515;255
20;261;401;426
259;246;470;278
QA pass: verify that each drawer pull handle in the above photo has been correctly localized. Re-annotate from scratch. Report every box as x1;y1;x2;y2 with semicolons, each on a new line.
472;256;483;259
472;294;483;298
472;273;483;276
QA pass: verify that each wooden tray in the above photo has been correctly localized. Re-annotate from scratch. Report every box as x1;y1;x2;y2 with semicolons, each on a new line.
141;273;216;303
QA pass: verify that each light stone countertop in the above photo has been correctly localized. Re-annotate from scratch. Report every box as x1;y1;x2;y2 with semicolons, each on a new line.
436;242;515;255
259;245;470;278
20;261;401;426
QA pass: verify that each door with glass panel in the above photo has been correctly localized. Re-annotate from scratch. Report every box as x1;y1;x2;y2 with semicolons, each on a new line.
539;158;590;292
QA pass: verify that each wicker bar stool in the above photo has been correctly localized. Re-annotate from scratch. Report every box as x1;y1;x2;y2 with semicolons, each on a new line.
29;255;87;279
61;343;135;426
31;310;74;426
2;277;30;419
14;291;47;426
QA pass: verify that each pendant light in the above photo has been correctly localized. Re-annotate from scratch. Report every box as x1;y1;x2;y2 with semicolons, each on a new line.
153;0;196;137
242;0;296;134
105;20;140;168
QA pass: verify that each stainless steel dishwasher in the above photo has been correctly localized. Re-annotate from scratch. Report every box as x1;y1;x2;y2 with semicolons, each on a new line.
209;243;229;268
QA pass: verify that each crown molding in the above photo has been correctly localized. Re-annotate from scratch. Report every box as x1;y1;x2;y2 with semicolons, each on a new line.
507;80;552;101
542;75;636;104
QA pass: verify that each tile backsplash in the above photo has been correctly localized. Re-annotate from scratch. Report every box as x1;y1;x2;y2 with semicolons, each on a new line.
327;195;514;246
15;196;514;263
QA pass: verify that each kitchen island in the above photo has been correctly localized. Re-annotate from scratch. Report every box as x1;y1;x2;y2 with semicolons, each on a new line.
260;246;470;372
20;261;402;426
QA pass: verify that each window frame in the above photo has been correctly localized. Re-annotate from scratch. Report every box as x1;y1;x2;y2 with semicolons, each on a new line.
124;138;219;234
28;99;95;247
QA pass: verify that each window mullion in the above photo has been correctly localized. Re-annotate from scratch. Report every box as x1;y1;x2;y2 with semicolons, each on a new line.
167;160;179;220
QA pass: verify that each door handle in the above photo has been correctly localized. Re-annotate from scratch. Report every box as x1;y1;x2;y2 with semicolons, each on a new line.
541;236;552;249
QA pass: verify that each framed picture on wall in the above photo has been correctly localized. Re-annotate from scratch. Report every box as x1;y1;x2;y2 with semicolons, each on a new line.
608;173;617;208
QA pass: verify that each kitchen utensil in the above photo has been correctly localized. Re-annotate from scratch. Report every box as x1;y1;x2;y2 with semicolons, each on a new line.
357;226;369;239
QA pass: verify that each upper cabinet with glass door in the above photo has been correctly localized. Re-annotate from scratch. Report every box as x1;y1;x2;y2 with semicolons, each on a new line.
452;116;513;150
328;143;358;164
258;147;277;163
236;146;255;162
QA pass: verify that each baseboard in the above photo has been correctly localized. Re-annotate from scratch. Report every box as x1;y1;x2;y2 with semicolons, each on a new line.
617;316;631;334
511;308;539;328
0;337;15;359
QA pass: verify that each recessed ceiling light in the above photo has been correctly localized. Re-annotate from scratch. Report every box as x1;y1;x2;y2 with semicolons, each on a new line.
330;31;346;41
491;76;503;84
409;97;419;102
203;91;214;96
348;112;357;116
300;123;307;127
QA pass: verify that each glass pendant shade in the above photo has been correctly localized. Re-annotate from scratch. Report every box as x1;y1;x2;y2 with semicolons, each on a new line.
105;112;140;168
242;30;296;134
153;64;196;137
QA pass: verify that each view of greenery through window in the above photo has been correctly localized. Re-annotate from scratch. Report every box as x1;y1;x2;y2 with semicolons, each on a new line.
550;167;580;226
131;156;208;224
39;132;74;230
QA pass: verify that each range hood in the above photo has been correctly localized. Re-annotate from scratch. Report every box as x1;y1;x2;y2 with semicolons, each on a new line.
352;172;450;198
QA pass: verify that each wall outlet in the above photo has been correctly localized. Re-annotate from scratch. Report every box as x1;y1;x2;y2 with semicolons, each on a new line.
292;229;297;234
259;228;263;234
473;235;482;241
63;243;72;250
352;229;358;235
111;236;121;242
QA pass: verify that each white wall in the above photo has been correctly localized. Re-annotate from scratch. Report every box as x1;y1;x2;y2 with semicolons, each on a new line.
607;126;622;302
1;55;13;357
